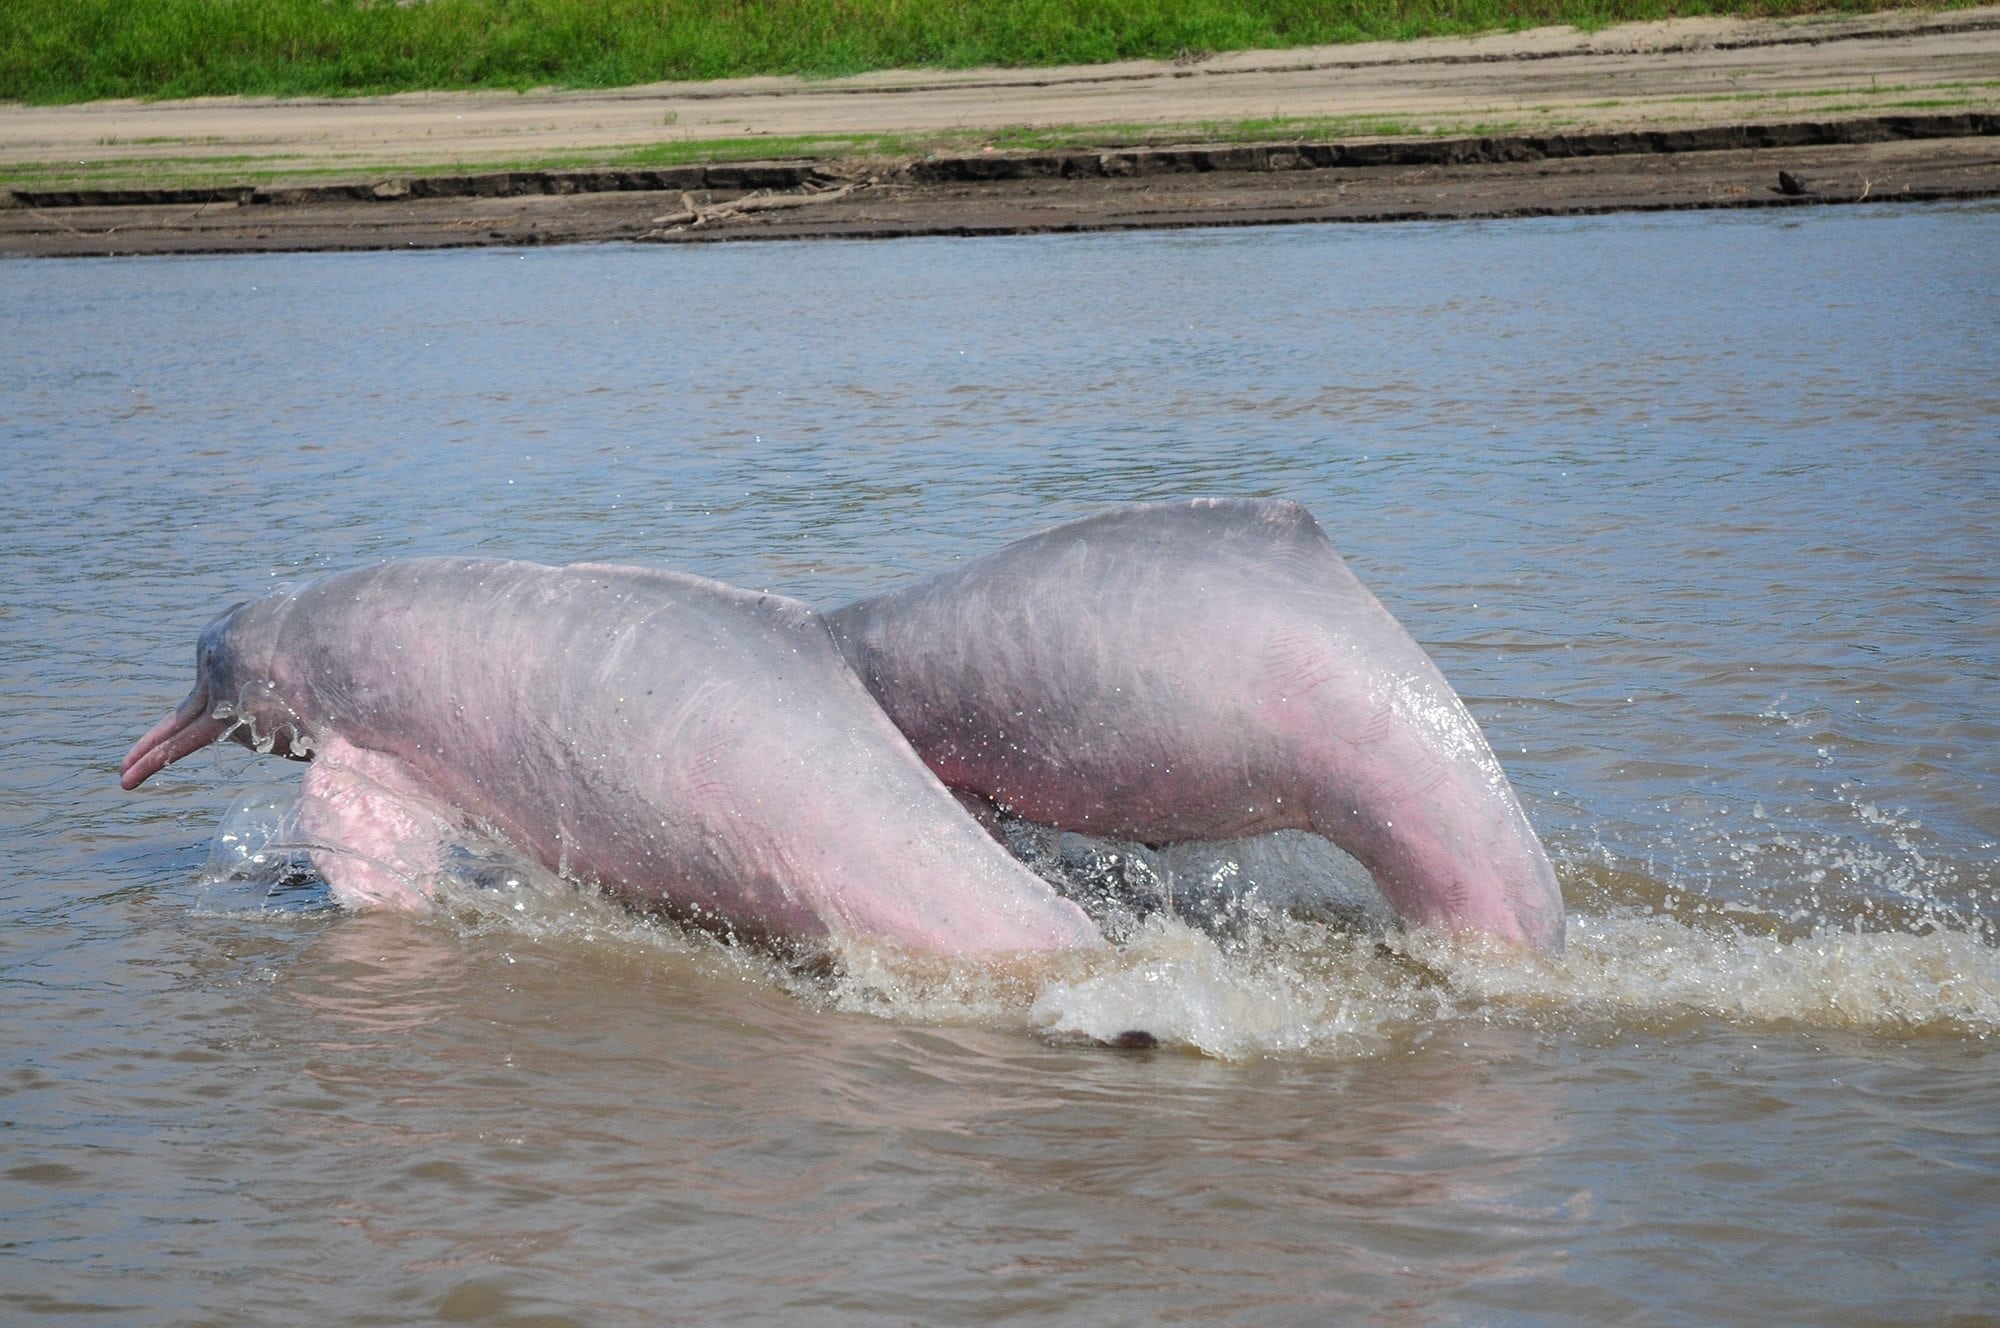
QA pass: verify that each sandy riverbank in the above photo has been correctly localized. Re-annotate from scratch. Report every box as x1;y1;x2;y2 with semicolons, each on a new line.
4;7;1997;256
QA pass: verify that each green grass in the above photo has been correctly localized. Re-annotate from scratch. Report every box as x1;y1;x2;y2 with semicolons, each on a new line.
0;0;1960;105
0;118;1431;192
0;107;1617;192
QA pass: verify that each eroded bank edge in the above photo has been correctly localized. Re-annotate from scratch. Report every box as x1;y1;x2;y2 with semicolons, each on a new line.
9;110;1996;211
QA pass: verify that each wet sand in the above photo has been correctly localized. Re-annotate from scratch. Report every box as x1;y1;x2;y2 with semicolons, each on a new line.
4;7;1997;256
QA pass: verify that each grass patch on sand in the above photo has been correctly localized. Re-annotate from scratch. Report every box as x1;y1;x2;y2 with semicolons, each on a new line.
9;74;1992;193
0;0;1962;105
0;113;1543;192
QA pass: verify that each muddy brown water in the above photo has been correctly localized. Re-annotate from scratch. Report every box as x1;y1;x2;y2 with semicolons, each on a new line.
3;203;1997;1325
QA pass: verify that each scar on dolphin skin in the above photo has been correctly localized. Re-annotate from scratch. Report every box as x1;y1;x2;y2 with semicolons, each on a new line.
828;498;1566;953
120;557;1102;960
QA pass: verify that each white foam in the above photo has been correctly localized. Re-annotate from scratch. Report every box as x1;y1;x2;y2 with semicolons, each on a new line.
1025;917;1389;1058
1441;907;2000;1033
191;784;2000;1056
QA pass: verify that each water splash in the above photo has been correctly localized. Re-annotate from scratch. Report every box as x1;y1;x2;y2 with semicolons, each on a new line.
195;784;335;914
1446;907;2000;1034
187;789;2000;1058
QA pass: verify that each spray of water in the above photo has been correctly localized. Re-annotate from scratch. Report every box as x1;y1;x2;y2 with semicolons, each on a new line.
192;781;2000;1059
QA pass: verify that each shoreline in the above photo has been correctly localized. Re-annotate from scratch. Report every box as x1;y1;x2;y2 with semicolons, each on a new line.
5;9;1998;256
6;115;1996;257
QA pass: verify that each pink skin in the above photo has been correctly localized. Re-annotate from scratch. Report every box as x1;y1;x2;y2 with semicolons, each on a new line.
294;738;460;910
121;685;228;791
121;559;1101;957
828;499;1566;952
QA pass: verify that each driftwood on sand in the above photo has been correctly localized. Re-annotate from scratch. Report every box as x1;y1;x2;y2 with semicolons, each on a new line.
640;181;863;237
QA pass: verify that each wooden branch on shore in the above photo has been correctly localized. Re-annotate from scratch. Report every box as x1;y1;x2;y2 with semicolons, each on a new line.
640;181;861;238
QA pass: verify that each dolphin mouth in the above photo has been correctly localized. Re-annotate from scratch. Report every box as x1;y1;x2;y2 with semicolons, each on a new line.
120;685;229;790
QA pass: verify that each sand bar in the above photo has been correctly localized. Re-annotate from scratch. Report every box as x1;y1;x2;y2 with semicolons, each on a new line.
4;7;1997;255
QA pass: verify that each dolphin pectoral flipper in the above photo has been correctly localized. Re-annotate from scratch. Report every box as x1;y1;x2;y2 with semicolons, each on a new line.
296;738;458;912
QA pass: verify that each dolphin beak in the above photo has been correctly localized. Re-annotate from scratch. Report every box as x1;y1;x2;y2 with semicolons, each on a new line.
120;685;228;790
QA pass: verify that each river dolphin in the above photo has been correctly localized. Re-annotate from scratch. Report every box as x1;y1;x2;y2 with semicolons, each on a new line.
120;558;1101;957
827;499;1565;951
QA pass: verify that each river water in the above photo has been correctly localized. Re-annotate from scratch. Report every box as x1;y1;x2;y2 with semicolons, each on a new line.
4;203;1997;1325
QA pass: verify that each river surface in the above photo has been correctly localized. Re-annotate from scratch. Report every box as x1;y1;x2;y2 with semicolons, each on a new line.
4;203;1997;1326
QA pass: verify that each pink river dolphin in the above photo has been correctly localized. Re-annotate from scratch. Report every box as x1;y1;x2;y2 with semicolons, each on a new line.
120;558;1100;956
827;499;1565;951
122;501;1561;957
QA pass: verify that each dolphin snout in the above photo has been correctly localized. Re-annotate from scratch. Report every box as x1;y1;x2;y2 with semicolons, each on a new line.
120;684;227;790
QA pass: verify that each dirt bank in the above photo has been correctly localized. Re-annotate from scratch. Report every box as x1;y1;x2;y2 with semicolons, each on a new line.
4;8;1997;256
